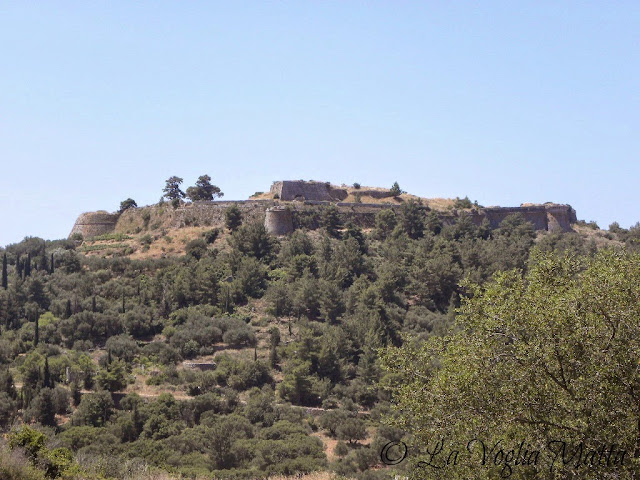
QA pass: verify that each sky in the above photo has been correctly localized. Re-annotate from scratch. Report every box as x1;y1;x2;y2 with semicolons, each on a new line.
1;1;639;246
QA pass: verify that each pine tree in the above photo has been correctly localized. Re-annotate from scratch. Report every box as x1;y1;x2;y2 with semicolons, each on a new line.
1;253;7;289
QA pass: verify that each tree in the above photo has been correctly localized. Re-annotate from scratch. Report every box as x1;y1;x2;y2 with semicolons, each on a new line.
163;176;185;200
400;199;425;239
374;209;397;239
390;181;404;197
2;253;7;289
119;198;137;213
29;387;57;426
225;204;243;232
73;391;114;427
185;174;223;201
96;359;128;392
336;417;367;444
383;249;640;479
322;206;342;238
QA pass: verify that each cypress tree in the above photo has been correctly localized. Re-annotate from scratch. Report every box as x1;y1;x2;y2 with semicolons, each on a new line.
25;253;31;277
92;296;97;313
50;253;55;273
65;299;72;319
40;251;48;273
34;314;39;346
122;290;126;313
2;253;7;289
43;357;51;388
16;254;22;278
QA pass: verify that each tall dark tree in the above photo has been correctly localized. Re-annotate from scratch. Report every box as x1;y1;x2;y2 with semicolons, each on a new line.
34;314;39;346
1;253;7;289
50;253;54;274
162;176;185;200
43;357;51;388
16;254;22;278
186;174;223;201
24;253;31;278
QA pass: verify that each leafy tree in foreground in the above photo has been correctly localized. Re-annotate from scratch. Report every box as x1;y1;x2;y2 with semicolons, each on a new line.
382;249;640;479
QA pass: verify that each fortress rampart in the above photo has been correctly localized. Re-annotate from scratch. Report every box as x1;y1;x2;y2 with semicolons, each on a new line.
70;201;576;239
69;211;121;238
69;181;577;239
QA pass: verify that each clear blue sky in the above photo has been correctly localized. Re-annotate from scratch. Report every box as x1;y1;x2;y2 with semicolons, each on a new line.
1;2;638;246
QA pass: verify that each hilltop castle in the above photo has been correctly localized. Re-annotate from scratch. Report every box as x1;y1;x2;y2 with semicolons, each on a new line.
70;180;578;239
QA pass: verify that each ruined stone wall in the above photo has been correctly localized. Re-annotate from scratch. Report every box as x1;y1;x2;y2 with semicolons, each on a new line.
170;200;273;228
482;206;549;230
69;211;120;238
271;181;347;201
71;200;577;240
546;204;577;233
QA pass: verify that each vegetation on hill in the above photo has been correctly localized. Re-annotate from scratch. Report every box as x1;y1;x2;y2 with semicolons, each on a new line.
0;204;636;479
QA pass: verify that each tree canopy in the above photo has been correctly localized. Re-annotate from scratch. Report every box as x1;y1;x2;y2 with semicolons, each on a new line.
186;174;223;202
383;249;640;479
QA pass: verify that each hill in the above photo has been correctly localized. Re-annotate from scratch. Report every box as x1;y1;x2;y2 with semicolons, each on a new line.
0;180;631;479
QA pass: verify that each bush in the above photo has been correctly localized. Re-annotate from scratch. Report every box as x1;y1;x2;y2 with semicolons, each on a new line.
202;229;220;244
222;326;256;348
185;239;208;260
453;196;473;209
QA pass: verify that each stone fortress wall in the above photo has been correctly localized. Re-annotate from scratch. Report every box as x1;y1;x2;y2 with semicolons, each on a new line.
69;211;121;238
70;181;577;238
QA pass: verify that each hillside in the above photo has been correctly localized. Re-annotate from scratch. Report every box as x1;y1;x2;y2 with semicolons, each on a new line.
0;182;633;479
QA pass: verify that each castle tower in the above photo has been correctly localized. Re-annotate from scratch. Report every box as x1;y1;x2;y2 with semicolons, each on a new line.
264;207;293;235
